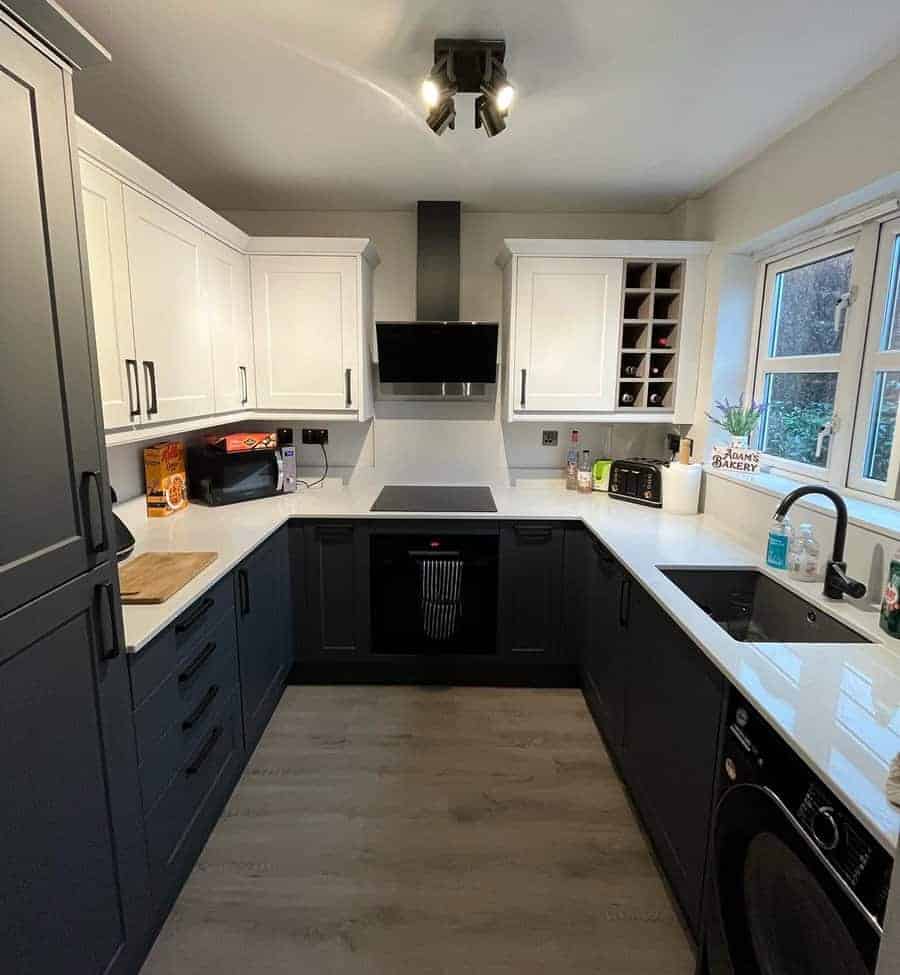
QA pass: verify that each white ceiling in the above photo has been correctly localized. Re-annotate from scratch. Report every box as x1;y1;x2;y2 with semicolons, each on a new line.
63;0;900;213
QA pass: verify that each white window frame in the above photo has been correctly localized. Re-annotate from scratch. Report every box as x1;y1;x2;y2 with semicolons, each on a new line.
847;215;900;498
751;235;862;482
747;208;900;508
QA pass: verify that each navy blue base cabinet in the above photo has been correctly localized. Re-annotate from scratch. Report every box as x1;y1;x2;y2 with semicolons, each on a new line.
0;568;149;975
236;527;292;752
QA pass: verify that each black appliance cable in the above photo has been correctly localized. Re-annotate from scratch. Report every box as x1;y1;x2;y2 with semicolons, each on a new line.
298;443;328;489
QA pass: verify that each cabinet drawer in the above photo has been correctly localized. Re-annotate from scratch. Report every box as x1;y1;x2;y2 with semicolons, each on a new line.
135;616;240;810
146;693;243;895
128;575;234;707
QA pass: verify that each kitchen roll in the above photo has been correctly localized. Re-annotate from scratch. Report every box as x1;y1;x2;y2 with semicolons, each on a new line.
661;462;702;515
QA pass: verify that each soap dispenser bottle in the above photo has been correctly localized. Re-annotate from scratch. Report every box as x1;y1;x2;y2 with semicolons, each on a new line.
766;514;792;570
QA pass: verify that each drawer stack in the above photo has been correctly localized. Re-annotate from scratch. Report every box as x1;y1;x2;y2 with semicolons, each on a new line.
128;576;245;917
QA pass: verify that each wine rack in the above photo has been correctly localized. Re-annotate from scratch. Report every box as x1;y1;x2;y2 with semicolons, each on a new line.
617;260;683;411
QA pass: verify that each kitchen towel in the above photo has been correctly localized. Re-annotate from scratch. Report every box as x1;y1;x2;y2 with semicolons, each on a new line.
418;558;464;641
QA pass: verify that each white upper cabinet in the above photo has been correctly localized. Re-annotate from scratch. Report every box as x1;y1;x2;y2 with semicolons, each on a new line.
203;235;254;413
79;157;139;428
512;256;622;414
123;186;214;422
499;240;710;422
250;253;361;414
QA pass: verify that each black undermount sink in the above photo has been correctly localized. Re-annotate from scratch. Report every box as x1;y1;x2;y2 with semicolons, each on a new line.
660;568;873;644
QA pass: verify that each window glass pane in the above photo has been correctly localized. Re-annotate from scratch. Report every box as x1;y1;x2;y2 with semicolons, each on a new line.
759;372;838;467
863;371;900;481
769;251;852;357
881;237;900;351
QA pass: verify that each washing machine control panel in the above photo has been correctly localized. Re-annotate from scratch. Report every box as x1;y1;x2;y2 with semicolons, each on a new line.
797;782;872;887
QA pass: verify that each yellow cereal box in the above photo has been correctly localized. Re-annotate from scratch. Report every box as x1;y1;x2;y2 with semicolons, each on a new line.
144;441;188;517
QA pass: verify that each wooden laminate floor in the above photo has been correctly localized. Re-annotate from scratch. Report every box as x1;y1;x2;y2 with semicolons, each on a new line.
141;686;695;974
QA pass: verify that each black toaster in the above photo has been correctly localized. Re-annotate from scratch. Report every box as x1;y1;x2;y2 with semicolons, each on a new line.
609;458;666;508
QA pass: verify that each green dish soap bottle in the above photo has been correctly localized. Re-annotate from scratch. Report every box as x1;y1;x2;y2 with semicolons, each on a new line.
879;548;900;638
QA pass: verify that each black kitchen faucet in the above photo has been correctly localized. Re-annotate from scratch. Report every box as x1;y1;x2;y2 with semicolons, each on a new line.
773;486;866;600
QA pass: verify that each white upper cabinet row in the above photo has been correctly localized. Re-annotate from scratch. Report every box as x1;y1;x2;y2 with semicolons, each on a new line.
77;125;378;435
498;240;711;423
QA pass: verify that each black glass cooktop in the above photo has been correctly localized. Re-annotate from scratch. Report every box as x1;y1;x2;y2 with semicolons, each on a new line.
370;485;497;513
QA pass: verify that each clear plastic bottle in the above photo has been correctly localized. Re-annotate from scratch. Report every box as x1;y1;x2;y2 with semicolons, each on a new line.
565;429;580;490
787;523;823;582
766;514;792;570
577;449;593;493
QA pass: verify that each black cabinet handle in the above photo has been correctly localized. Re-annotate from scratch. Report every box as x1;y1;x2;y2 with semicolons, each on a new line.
316;523;353;538
82;470;108;553
174;596;214;635
237;568;250;615
97;582;121;660
520;368;527;407
182;684;220;732
178;641;217;683
618;576;631;629
239;365;248;405
185;725;222;776
345;367;352;407
142;360;158;417
514;523;552;541
125;358;141;418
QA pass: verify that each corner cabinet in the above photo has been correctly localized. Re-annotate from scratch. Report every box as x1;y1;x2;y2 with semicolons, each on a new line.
497;239;711;423
249;242;378;420
76;120;380;437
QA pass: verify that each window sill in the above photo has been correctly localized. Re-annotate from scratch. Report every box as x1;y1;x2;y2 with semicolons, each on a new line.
704;466;900;542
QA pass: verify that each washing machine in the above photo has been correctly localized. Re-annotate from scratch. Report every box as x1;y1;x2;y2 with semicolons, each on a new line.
703;692;894;974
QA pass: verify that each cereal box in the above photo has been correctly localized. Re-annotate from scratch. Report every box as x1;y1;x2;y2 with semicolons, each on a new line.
144;441;189;517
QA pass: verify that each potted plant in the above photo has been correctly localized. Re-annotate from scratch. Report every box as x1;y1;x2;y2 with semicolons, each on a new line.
706;394;766;474
706;394;766;446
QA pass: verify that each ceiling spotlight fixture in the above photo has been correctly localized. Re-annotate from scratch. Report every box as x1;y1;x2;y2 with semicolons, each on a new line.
421;39;514;137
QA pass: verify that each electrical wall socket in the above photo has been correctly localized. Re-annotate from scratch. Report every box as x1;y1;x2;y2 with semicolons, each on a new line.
542;430;559;446
301;428;328;445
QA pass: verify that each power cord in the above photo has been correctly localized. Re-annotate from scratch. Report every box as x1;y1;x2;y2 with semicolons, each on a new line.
298;443;328;489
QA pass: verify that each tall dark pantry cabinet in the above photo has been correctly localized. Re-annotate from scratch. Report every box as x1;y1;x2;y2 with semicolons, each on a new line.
0;6;148;973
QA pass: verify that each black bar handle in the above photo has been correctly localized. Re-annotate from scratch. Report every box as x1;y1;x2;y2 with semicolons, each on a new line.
520;368;527;407
83;470;108;553
514;523;553;540
178;640;217;684
182;684;220;732
185;726;222;776
345;367;352;407
125;358;141;418
618;576;631;629
143;360;158;416
97;582;121;660
239;365;248;405
174;596;214;635
316;523;353;537
237;569;250;616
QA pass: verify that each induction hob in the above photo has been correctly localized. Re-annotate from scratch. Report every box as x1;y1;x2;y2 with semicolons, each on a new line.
370;485;497;513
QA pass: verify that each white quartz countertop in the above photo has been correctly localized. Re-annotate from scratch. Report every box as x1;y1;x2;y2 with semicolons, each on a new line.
115;476;900;853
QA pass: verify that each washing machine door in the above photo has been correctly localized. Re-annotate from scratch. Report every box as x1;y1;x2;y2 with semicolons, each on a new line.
706;784;881;974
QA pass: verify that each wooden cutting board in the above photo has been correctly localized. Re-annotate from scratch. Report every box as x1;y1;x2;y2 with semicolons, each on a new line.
118;552;218;604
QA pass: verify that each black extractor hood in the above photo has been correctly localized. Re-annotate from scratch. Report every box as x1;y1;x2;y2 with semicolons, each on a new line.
376;202;499;384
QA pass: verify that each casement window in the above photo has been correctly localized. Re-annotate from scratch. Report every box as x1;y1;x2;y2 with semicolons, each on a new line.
750;206;900;503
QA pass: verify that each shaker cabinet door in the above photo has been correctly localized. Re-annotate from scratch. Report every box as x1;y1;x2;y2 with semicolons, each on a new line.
79;156;139;429
204;234;255;413
0;25;110;615
251;254;359;412
0;567;148;975
512;257;622;413
123;186;214;421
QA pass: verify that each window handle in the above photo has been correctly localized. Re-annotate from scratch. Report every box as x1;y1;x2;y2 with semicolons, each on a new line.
816;419;835;459
834;286;856;335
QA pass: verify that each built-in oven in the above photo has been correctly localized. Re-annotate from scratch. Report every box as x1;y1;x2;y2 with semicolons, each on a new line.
187;445;284;506
370;526;499;654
